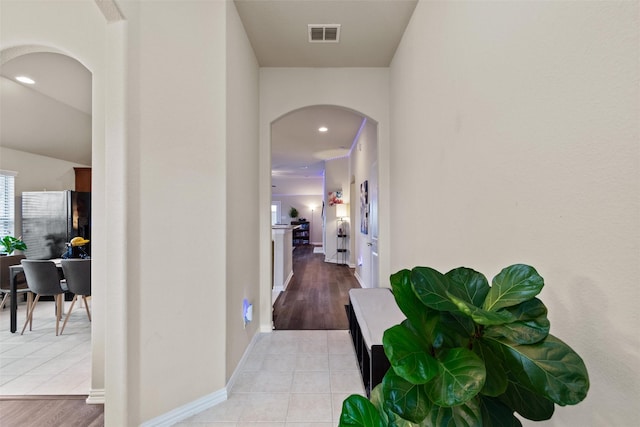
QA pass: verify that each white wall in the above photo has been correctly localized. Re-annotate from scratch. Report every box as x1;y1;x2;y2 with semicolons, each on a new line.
115;0;230;423
390;1;639;425
225;0;261;381
0;148;85;192
259;68;390;327
349;119;377;286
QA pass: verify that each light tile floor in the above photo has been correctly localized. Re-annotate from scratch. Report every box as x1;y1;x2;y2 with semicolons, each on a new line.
0;301;366;425
176;330;366;426
0;299;92;395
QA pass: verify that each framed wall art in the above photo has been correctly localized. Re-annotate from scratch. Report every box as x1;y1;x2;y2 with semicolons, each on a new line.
360;180;368;234
328;191;343;206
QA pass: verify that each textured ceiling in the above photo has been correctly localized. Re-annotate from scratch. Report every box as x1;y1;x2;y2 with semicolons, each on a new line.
0;52;92;165
271;106;366;196
234;0;418;67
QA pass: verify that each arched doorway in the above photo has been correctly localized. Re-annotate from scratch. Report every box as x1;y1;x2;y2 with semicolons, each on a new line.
0;47;94;395
268;104;380;329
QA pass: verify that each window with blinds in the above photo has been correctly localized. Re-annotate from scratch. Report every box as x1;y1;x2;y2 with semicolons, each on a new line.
0;171;17;238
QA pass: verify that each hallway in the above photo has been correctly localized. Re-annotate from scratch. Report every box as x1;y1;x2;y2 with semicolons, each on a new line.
177;330;365;426
272;246;361;330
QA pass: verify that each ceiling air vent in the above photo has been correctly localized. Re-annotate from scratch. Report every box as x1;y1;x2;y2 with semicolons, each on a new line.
308;24;341;43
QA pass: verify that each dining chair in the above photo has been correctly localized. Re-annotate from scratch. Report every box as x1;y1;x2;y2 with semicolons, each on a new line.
20;260;67;336
59;259;91;335
0;254;28;311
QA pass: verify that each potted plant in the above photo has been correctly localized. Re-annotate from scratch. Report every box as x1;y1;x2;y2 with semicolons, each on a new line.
0;235;27;255
340;264;589;426
289;206;299;219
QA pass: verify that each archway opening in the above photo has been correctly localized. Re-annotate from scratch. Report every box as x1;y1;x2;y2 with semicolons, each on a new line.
0;47;93;396
269;104;379;330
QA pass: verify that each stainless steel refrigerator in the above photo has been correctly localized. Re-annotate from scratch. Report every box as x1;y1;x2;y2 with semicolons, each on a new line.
21;191;91;260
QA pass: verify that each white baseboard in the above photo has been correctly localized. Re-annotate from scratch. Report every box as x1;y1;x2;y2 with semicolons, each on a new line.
283;270;294;290
324;257;352;267
272;289;281;306
86;388;105;405
272;271;293;304
354;271;368;288
226;331;262;393
140;388;227;427
139;332;265;426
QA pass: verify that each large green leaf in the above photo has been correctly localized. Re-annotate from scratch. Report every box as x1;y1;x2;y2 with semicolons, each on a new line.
483;265;544;311
484;298;550;345
424;348;486;407
383;408;414;427
391;269;430;331
383;324;439;384
478;395;523;427
473;340;507;397
371;385;417;427
382;370;432;424
411;267;461;313
448;293;515;326
498;379;555;421
483;334;589;405
423;398;483;427
446;267;490;307
370;386;399;427
339;394;385;427
428;312;476;350
370;384;385;414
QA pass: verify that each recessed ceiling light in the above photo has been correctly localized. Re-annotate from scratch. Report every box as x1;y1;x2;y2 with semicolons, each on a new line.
15;76;35;84
318;126;328;132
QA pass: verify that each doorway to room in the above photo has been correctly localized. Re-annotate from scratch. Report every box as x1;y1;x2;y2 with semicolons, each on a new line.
0;47;94;397
269;105;379;330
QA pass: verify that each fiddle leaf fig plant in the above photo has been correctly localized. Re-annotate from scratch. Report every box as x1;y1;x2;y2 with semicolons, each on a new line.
340;264;589;427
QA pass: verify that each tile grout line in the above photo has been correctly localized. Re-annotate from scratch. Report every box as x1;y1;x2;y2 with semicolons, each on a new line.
0;300;91;396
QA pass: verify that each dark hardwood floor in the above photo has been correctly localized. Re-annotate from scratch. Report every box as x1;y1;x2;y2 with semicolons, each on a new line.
273;245;361;330
0;395;104;427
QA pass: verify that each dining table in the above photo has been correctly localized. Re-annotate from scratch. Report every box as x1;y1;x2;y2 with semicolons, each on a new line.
8;258;63;333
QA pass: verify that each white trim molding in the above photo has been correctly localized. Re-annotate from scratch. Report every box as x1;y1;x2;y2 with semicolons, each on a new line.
139;389;227;427
86;388;105;405
226;331;263;393
354;270;367;288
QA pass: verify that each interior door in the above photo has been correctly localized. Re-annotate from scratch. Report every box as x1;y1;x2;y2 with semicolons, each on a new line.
369;161;379;288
